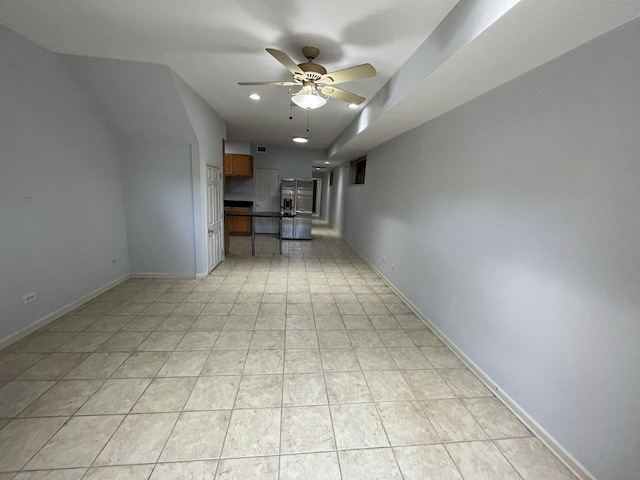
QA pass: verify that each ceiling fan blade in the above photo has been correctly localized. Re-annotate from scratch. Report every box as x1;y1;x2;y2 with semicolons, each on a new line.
266;48;303;75
321;86;365;105
320;63;376;85
238;81;298;86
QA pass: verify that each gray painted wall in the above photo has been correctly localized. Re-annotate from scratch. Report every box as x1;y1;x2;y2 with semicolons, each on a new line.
0;26;129;341
120;142;195;276
326;18;640;480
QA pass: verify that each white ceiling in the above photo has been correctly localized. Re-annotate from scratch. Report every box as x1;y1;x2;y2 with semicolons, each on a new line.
1;0;640;168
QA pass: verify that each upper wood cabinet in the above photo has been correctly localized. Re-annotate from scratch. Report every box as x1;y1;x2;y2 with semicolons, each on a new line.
224;154;253;177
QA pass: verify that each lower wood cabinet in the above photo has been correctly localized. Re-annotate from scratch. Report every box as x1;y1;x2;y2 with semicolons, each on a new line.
225;206;252;236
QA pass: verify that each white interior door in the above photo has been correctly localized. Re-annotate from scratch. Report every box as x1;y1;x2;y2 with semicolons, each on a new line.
207;165;223;271
314;178;322;215
254;168;280;234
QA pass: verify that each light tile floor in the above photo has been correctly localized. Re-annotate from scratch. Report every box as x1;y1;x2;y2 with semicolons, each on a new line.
0;219;578;479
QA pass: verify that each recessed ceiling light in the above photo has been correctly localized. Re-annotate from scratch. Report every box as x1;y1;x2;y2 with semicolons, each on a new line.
249;93;261;100
292;136;308;144
315;167;321;170
348;103;359;109
324;161;330;164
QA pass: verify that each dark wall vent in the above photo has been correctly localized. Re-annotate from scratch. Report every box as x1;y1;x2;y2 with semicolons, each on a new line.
256;145;267;153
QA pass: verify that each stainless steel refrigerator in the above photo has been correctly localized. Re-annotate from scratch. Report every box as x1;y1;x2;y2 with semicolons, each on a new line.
281;179;313;239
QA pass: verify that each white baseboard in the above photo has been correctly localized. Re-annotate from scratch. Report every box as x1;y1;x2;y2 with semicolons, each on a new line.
338;231;596;480
0;273;130;350
130;272;197;279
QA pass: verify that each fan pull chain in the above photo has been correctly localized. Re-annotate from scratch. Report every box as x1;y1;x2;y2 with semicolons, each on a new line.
306;108;310;132
289;103;293;120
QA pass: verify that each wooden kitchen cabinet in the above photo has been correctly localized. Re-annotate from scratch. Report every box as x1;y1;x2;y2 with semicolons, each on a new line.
224;154;253;177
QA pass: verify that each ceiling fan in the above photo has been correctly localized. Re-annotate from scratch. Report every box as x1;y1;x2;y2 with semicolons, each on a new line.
238;45;376;109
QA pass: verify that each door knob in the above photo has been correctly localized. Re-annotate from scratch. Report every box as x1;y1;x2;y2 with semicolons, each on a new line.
208;229;214;234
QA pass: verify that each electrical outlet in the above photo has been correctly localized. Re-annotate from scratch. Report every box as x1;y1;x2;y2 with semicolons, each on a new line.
382;257;386;264
391;264;396;271
23;292;37;304
111;258;117;265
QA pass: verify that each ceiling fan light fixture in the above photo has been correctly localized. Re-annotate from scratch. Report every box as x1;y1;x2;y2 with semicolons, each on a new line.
292;136;308;143
249;93;261;100
291;88;327;109
348;103;359;109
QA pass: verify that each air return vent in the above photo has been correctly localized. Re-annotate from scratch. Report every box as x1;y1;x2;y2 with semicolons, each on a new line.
256;145;267;153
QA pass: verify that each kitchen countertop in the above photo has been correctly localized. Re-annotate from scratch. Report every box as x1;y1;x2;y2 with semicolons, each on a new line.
224;200;253;208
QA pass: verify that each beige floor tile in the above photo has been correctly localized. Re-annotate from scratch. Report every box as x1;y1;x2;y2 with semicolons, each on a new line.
223;315;257;331
325;371;372;404
136;332;185;352
139;303;178;316
330;403;389;449
150;460;218;479
201;350;247;375
421;399;488;442
285;330;318;349
280;452;341;480
406;329;443;347
83;465;154;479
0;380;55;417
64;353;130;380
254;315;286;330
11;470;85;479
243;349;284;374
420;347;465;368
285;314;315;330
48;315;101;331
463;398;531;439
172;302;206;316
314;315;345;330
496;437;577;480
26;415;123;469
281;405;335;454
184;376;240;410
393;445;463;480
0;353;46;380
349;330;383;348
213;331;253;350
235;374;282;408
338;447;401;480
320;348;360;372
446;441;520;480
76;378;150;415
0;417;67;471
377;401;440;446
9;332;77;353
283;373;327;406
111;352;170;378
19;380;103;417
249;331;285;350
283;349;322;373
221;408;281;457
94;413;179;465
190;315;226;331
317;330;352;348
364;370;416;401
57;332;114;353
342;315;374;330
132;377;196;413
96;332;149;352
160;410;230;461
387;347;433;370
120;315;166;332
369;315;402;329
156;315;196;332
84;316;133;332
378;329;414;347
355;347;396;370
156;351;209;377
402;369;456;400
215;456;279;480
439;369;493;398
